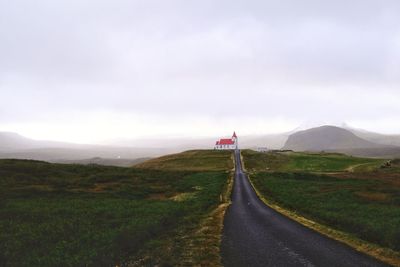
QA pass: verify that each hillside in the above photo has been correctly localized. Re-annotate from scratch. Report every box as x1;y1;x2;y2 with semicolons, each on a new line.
0;132;51;150
346;127;400;147
135;150;233;171
104;134;288;150
57;157;151;167
0;150;233;266
282;126;382;151
0;146;170;162
0;132;174;162
0;131;286;163
0;132;78;151
0;132;35;150
282;126;400;158
242;149;384;173
242;150;400;263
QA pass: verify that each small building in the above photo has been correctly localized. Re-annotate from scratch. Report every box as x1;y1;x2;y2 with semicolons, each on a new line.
214;132;238;150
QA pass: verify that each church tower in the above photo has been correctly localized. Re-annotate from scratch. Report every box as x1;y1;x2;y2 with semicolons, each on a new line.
232;131;238;149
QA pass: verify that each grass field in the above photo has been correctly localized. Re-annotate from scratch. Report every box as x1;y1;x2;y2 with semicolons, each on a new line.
135;150;233;171
0;150;233;266
243;150;384;172
242;150;400;254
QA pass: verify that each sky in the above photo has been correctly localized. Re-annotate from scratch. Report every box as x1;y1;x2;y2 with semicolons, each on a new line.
1;0;400;143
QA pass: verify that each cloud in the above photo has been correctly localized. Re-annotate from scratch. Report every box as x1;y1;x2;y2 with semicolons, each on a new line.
1;0;400;140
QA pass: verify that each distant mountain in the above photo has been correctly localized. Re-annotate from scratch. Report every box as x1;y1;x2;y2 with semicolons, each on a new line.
0;147;171;162
0;132;81;151
0;132;175;162
337;147;400;158
0;132;33;150
282;126;381;151
342;126;400;147
238;134;288;149
4;127;400;161
1;131;288;163
282;125;400;158
104;134;289;150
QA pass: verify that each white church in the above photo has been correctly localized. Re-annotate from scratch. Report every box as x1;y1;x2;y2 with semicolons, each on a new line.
214;132;238;150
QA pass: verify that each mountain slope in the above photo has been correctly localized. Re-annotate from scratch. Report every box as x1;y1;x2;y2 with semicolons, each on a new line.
282;125;400;158
344;127;400;147
0;132;43;150
0;132;80;151
103;134;288;150
282;126;383;151
0;132;175;161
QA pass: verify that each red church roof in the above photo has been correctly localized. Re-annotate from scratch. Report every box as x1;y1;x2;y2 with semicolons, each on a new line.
218;138;234;145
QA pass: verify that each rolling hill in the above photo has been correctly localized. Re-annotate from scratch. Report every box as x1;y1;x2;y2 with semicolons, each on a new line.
0;132;175;163
345;127;400;147
0;132;70;150
103;134;288;150
0;150;233;266
282;126;381;151
282;126;400;158
57;157;151;167
0;131;287;163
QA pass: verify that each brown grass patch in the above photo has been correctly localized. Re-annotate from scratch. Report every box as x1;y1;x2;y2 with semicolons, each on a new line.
332;171;400;188
176;171;234;266
17;184;54;192
355;191;391;202
68;182;123;193
170;192;196;202
146;193;169;200
128;163;235;267
318;185;355;193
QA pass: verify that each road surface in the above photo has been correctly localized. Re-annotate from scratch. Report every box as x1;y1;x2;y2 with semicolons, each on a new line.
221;150;388;267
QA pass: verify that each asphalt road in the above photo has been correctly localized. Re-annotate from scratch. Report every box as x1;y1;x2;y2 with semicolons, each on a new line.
221;150;388;267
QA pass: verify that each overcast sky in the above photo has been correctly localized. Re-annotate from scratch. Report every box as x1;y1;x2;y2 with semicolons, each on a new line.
1;0;400;143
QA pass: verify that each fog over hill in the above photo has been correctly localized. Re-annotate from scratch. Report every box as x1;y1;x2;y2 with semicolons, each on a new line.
2;124;400;163
343;126;400;147
0;132;73;150
283;126;381;151
0;132;175;165
103;134;288;150
1;131;287;151
0;130;290;164
283;126;400;158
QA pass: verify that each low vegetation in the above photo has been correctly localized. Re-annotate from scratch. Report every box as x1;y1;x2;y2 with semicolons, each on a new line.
243;149;384;173
135;150;233;171
242;150;400;264
0;150;233;266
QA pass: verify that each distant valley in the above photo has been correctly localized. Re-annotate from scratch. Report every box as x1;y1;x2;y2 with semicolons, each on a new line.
0;131;289;165
0;132;173;166
1;124;400;165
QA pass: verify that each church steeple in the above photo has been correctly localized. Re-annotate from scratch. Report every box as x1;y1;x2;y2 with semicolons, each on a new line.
232;131;238;149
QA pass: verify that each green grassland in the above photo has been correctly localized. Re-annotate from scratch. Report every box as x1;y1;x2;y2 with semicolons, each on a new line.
242;150;400;254
243;149;384;172
0;150;233;266
135;150;233;171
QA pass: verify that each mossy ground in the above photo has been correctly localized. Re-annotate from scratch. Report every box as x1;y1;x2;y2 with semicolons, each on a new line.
242;150;400;266
0;150;233;266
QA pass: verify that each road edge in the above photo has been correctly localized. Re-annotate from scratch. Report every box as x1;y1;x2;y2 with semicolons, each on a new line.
178;152;236;267
239;151;400;267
